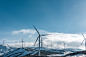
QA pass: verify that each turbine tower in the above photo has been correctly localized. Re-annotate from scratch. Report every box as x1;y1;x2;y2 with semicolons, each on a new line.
20;38;25;48
81;33;86;50
33;25;49;56
41;37;43;49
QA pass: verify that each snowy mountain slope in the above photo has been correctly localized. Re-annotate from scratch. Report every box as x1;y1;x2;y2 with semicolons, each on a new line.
0;45;84;57
47;50;86;57
0;44;17;56
35;47;48;51
1;48;38;57
0;44;10;52
65;50;86;56
46;48;84;57
68;54;86;57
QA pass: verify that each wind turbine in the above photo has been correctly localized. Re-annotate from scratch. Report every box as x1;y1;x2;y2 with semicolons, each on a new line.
81;33;86;50
24;42;26;49
33;25;49;56
2;39;5;45
20;38;25;48
63;41;67;49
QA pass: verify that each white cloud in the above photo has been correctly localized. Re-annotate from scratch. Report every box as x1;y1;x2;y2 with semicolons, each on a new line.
12;29;36;35
28;35;33;37
8;42;34;48
39;32;86;49
10;29;86;50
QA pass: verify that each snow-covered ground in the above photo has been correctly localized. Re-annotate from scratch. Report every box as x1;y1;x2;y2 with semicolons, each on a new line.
67;54;86;57
47;54;86;57
35;47;48;50
2;48;38;57
0;44;16;56
47;48;84;57
0;45;85;57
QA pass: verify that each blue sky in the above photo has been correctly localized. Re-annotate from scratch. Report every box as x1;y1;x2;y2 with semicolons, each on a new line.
0;0;86;33
0;0;86;49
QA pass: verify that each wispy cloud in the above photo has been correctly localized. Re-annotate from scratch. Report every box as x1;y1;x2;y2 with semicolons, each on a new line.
6;29;86;49
12;29;36;35
43;32;85;49
8;42;34;48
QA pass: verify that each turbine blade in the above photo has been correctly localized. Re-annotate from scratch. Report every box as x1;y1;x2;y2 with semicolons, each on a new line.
34;36;39;46
41;34;50;36
33;25;40;35
81;33;86;39
81;39;85;45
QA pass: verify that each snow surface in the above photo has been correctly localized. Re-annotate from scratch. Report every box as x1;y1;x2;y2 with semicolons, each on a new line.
0;44;17;56
47;54;86;57
47;54;64;56
6;48;26;56
35;47;48;50
66;54;86;57
0;45;85;57
2;48;38;57
31;51;38;55
47;48;84;57
19;51;31;56
0;44;10;51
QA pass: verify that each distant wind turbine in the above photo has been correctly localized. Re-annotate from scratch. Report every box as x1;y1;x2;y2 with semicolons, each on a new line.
20;38;25;48
2;39;6;45
81;33;86;50
63;41;67;49
24;42;26;49
33;25;50;56
41;37;47;49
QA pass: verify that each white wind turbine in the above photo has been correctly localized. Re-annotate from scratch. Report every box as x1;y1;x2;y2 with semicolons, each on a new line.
81;33;86;50
63;41;67;49
41;37;47;49
20;38;25;48
33;25;50;56
2;38;6;45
